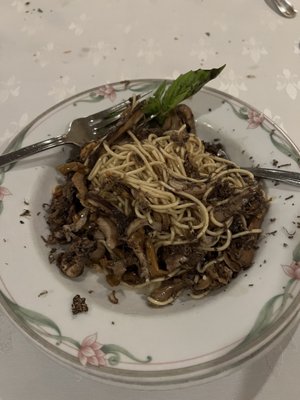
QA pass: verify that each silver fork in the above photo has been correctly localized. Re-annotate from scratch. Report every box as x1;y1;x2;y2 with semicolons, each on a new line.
0;93;148;168
217;148;300;187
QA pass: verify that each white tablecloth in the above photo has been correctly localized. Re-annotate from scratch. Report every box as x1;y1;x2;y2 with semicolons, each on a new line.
1;1;300;398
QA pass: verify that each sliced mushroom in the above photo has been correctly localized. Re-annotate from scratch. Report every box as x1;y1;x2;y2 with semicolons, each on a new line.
111;260;127;280
89;241;106;262
85;192;129;233
206;180;234;202
215;262;233;285
57;161;86;175
126;218;149;238
58;252;85;278
164;253;188;272
169;178;206;196
214;186;267;223
147;279;186;306
93;229;105;240
86;192;116;214
163;104;196;133
223;252;242;272
127;228;149;279
106;105;145;146
72;171;88;198
145;239;168;279
126;218;162;238
80;140;99;162
97;217;118;249
176;104;196;133
213;187;255;223
194;274;211;290
248;212;267;230
206;262;233;286
63;208;89;235
105;259;127;286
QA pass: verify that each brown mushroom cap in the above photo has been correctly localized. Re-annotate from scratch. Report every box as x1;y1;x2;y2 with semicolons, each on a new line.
58;252;85;278
162;104;196;133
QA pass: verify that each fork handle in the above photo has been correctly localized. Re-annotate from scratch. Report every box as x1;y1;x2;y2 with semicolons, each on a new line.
247;167;300;187
0;135;67;168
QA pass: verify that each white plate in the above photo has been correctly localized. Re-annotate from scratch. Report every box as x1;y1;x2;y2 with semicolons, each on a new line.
1;80;300;389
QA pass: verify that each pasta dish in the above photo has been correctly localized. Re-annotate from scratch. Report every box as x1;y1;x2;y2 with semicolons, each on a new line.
45;69;269;306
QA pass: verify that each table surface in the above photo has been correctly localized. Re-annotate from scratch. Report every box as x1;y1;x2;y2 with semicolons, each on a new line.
1;1;300;399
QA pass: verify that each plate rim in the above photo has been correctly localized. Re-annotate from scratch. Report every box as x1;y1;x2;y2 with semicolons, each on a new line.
1;79;300;388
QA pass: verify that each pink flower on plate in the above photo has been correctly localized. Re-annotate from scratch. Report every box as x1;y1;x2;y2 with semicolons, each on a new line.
0;186;11;201
78;333;106;367
247;109;265;129
97;84;116;102
282;261;300;280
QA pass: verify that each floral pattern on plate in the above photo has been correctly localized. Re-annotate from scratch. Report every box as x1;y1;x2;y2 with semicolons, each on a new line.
0;286;151;368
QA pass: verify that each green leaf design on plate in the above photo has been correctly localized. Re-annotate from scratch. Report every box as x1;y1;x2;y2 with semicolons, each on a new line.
237;106;249;119
1;129;29;171
1;291;62;338
0;170;4;186
0;288;152;366
236;279;295;348
292;242;300;262
101;344;152;366
126;82;158;93
225;100;300;166
224;102;249;119
269;131;300;166
0;122;32;215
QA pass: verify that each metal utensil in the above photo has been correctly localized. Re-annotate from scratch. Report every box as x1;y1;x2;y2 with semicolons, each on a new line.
268;0;297;18
217;148;300;187
0;93;148;169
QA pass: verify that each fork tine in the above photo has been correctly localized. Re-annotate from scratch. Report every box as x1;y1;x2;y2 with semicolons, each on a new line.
88;100;128;124
87;90;152;124
91;90;154;130
92;112;123;131
107;90;151;115
92;97;154;133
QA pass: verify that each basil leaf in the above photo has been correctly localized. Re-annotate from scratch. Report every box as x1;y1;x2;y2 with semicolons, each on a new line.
143;65;225;123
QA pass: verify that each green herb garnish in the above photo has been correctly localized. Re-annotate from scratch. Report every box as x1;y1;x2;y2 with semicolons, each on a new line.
143;65;225;124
